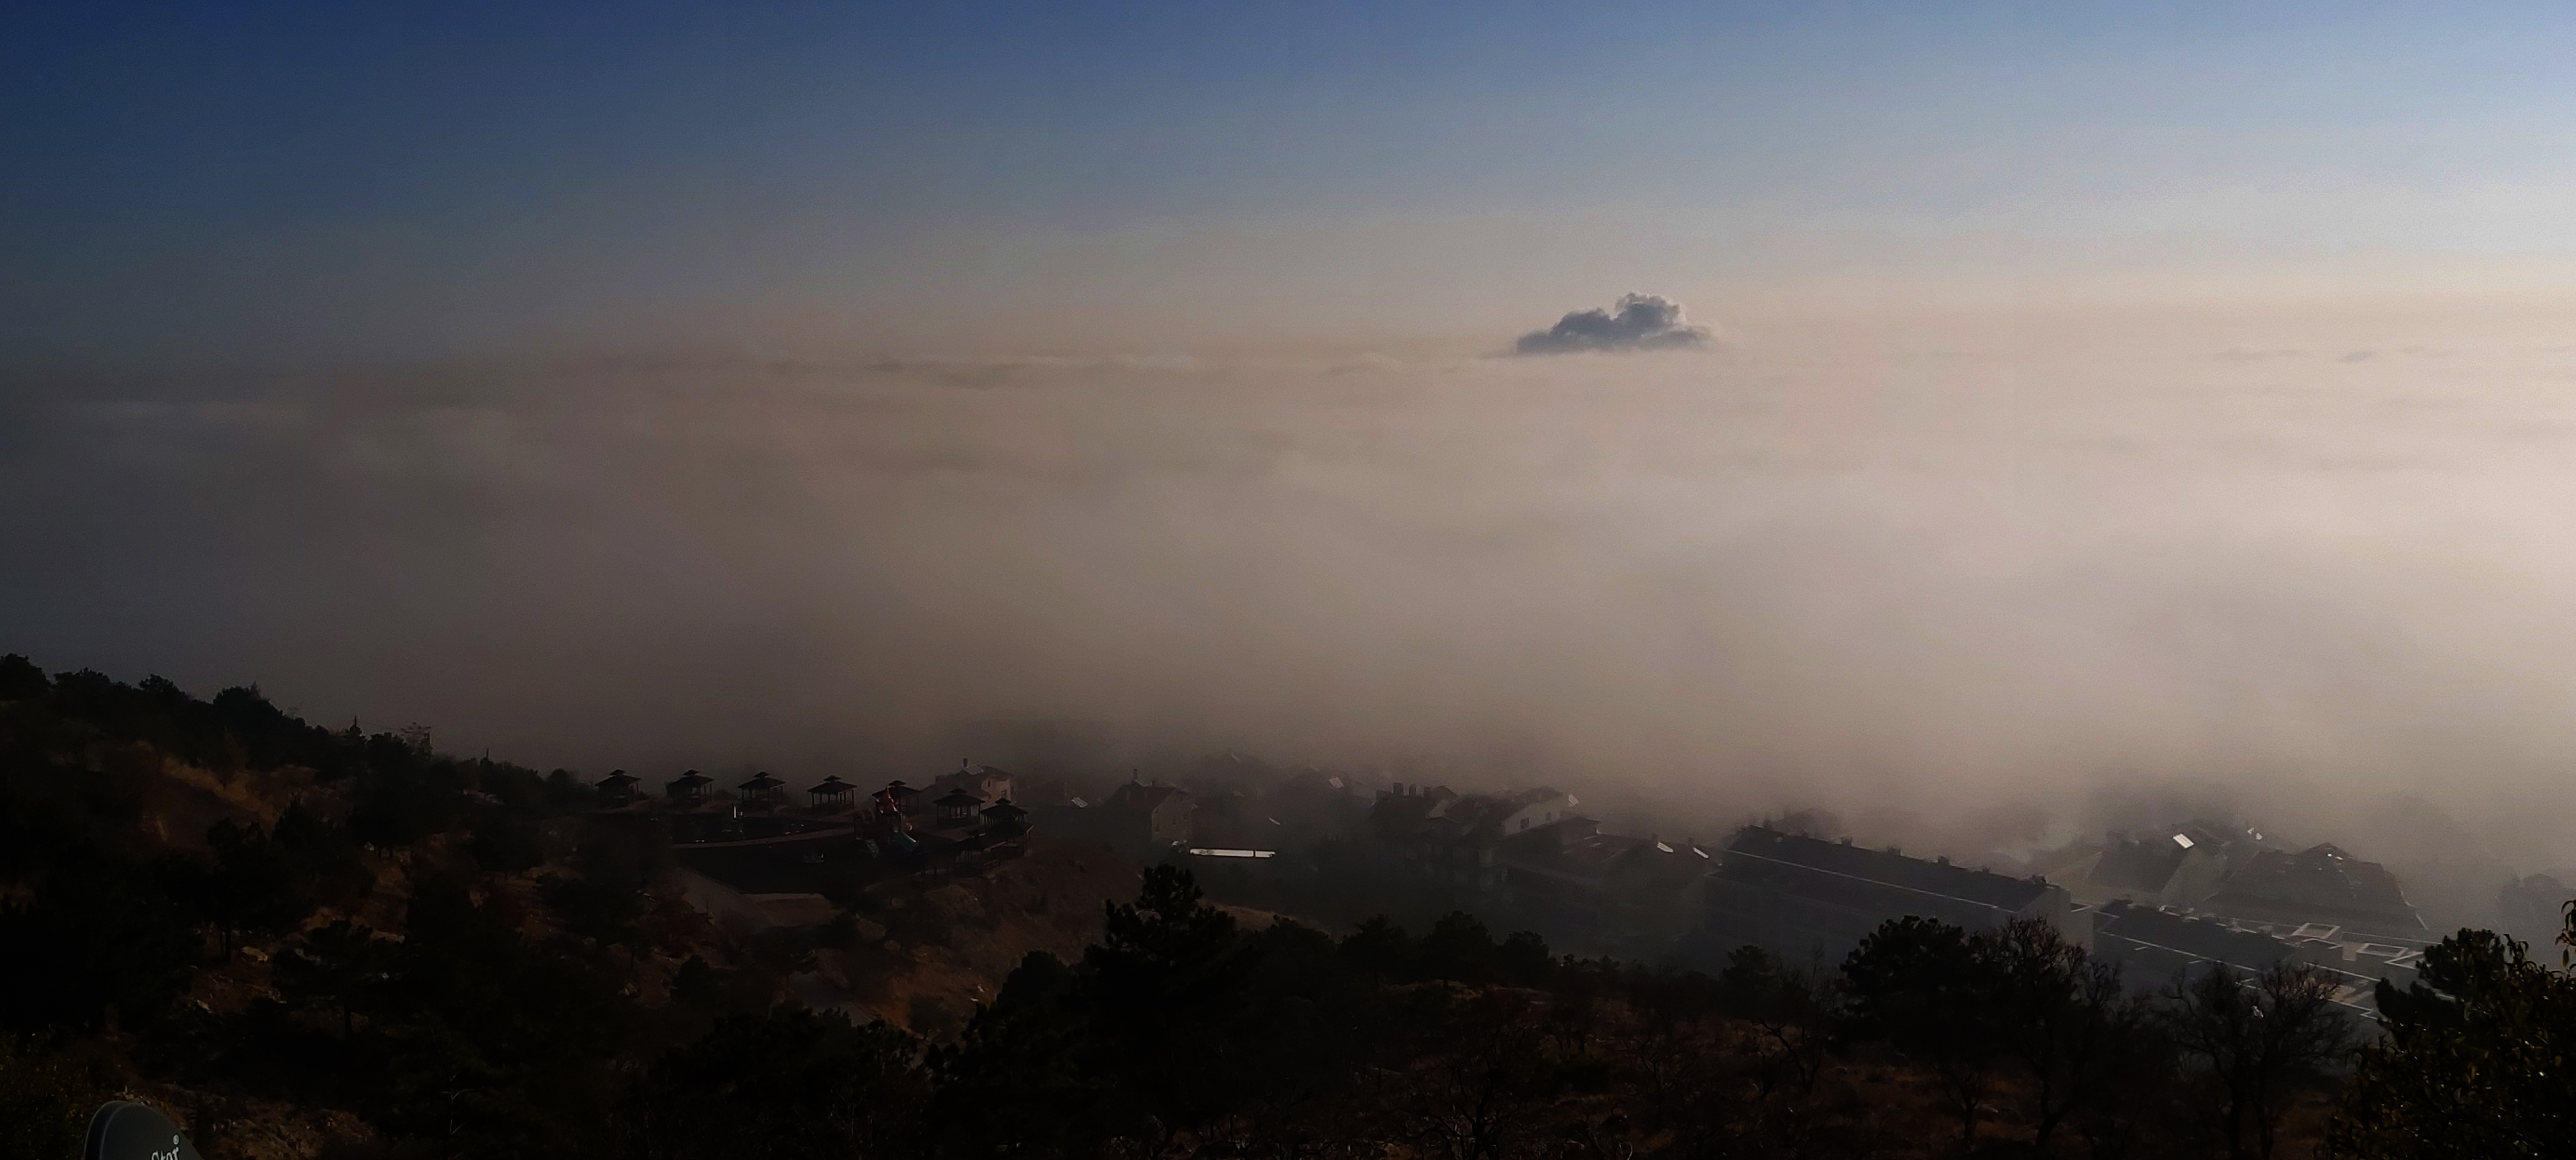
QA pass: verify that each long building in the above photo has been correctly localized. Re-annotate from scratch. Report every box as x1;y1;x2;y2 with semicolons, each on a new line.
1704;825;2088;960
2198;842;2426;942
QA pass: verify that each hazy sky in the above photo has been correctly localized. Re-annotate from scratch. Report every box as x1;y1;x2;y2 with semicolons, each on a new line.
9;3;2576;361
8;4;2576;905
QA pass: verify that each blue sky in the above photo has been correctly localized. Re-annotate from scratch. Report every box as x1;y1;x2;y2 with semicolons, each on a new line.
8;2;2575;362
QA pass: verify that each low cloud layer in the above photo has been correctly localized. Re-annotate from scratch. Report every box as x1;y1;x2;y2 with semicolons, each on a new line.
1514;293;1716;355
6;310;2576;926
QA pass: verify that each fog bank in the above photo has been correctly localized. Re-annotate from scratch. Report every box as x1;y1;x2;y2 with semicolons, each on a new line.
8;306;2576;906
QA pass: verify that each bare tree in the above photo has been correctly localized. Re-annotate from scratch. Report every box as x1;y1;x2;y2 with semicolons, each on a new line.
1980;918;2138;1151
1402;990;1561;1160
2164;961;2356;1160
1732;950;1834;1107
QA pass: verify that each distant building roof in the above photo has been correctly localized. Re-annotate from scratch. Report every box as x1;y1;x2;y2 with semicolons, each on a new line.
2092;836;2192;894
1723;825;2051;912
1398;787;1570;848
1498;817;1682;887
2092;899;2299;971
2204;843;2424;933
1109;782;1188;812
1434;786;1560;821
1275;768;1353;797
1444;795;1506;824
933;764;1014;795
1369;790;1446;840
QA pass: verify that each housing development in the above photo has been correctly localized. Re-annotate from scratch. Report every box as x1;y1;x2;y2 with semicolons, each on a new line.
641;756;2441;1009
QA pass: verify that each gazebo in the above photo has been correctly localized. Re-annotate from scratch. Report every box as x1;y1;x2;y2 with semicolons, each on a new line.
980;797;1031;837
595;769;641;805
933;787;985;826
666;770;714;802
738;772;786;808
808;775;857;810
880;779;924;816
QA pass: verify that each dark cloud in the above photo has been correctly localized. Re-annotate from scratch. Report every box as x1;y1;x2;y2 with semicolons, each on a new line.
1514;294;1716;355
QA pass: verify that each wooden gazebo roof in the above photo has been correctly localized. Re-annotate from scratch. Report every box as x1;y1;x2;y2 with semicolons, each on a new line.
981;797;1029;822
597;770;641;790
739;773;786;793
808;775;857;797
934;788;984;809
669;770;714;790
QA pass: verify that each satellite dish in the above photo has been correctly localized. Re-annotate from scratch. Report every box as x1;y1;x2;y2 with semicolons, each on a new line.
86;1101;203;1160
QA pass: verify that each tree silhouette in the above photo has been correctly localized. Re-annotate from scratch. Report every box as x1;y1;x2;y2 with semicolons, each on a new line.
1842;915;2000;1145
622;1005;925;1160
2327;919;2576;1158
1981;917;2142;1150
2166;960;2352;1160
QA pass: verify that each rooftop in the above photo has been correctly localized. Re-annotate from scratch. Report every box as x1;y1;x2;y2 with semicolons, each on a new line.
1722;825;2053;913
1368;790;1446;838
1432;786;1561;826
2092;835;2193;894
2204;843;2423;931
1110;782;1188;811
2093;899;2299;968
